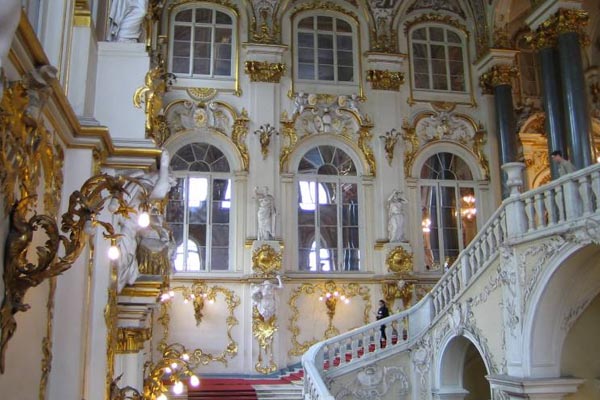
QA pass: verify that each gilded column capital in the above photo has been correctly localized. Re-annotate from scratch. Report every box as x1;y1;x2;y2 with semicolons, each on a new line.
244;61;286;83
479;64;519;93
528;8;589;49
366;69;405;91
555;8;589;35
116;327;151;354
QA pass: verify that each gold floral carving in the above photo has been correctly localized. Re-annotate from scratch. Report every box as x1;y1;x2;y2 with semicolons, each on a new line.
382;280;414;311
186;87;218;103
250;14;281;45
473;128;490;179
379;129;401;165
160;284;240;365
244;61;286;83
252;244;282;277
401;120;419;177
133;62;172;147
232;108;250;170
528;8;589;49
493;26;512;49
404;14;468;35
386;247;413;274
0;71;64;216
479;64;518;93
39;277;56;400
288;281;371;357
104;265;119;399
252;306;278;374
292;1;358;23
370;28;399;54
116;328;151;354
366;70;405;91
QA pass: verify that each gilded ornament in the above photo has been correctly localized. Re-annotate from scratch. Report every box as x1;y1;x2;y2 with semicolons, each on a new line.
186;87;218;103
404;14;468;35
479;64;518;92
159;284;240;365
366;69;405;91
288;281;371;357
254;123;279;160
252;243;282;277
493;26;512;49
528;9;589;50
116;327;151;354
250;8;281;45
232;108;250;170
252;306;278;374
39;277;56;400
382;280;414;311
386;246;413;274
133;61;175;147
473;127;490;179
401;120;419;177
245;61;286;83
379;128;401;166
406;0;466;19
105;264;119;399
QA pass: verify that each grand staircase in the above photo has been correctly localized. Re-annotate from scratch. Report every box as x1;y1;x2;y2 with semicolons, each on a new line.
188;368;303;400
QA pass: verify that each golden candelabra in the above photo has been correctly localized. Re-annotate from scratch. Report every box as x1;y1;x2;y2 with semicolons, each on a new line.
0;173;152;374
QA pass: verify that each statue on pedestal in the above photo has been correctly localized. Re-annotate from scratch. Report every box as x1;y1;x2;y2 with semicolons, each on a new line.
254;186;276;241
108;0;148;43
387;190;408;243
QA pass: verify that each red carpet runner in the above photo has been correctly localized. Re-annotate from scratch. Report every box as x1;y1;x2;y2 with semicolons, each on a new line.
187;370;304;399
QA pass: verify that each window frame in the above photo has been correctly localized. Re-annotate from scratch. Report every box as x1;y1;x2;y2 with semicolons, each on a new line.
291;10;362;94
407;23;472;104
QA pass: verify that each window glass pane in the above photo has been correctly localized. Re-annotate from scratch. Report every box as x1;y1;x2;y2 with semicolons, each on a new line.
298;48;314;63
194;42;210;58
176;9;192;22
431;59;447;75
412;43;428;59
172;57;189;74
429;27;444;41
414;73;430;89
430;45;445;60
448;46;463;61
173;41;190;57
450;74;465;92
212;157;230;172
460;187;477;246
412;27;426;40
342;249;360;271
336;19;351;33
193;59;210;75
215;11;232;24
215;28;231;44
317;34;333;49
432;74;448;90
214;59;231;76
189;224;207;250
211;225;229;246
194;26;211;43
336;35;352;51
196;8;212;23
447;30;461;43
421;185;439;269
317;16;333;31
299;16;314;30
337;50;353;66
174;25;192;40
298;32;314;48
318;49;334;64
298;64;314;79
210;248;228;270
318;65;334;80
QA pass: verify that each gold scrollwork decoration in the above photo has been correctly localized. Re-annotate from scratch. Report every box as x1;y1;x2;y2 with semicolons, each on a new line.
232;108;250;171
186;87;218;103
404;14;468;35
479;64;518;94
288;281;371;357
252;243;282;277
379;128;401;166
0;67;64;216
133;61;175;147
381;280;415;311
385;246;413;274
244;61;286;83
401;119;419;177
253;306;277;374
366;70;405;91
105;264;119;399
473;127;490;179
159;284;240;365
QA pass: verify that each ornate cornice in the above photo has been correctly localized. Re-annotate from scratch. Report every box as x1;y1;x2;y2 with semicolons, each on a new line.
244;61;286;83
116;327;151;354
366;69;405;91
404;14;468;35
479;64;518;93
528;8;589;49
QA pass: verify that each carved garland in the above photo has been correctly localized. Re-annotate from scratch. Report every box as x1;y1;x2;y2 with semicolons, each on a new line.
288;282;371;357
244;61;286;83
366;70;405;91
159;284;240;365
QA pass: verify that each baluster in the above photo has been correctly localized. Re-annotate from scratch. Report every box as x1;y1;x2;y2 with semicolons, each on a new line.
534;193;545;228
544;189;556;226
579;176;593;215
591;171;600;212
469;249;477;275
480;234;489;261
453;270;461;294
554;185;565;222
487;231;495;256
524;196;535;232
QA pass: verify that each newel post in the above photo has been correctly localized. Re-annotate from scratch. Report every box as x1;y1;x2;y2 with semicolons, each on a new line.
501;162;528;237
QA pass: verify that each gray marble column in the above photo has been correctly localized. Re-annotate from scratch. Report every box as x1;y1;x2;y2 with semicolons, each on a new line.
494;82;518;198
538;46;567;179
558;31;592;169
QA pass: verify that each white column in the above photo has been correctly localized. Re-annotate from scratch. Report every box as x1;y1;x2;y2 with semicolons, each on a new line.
68;23;97;117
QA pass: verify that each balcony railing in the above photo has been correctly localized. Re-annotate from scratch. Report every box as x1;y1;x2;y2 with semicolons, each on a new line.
302;162;600;400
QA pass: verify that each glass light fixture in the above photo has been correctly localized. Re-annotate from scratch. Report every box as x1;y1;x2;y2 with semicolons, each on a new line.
108;239;120;260
190;375;200;387
138;211;150;228
173;380;184;395
157;394;167;400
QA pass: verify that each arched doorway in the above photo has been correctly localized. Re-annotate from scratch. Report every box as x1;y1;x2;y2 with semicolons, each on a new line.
436;336;491;399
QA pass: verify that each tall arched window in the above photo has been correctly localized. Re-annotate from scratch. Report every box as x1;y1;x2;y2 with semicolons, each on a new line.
167;143;232;272
410;25;467;92
170;6;234;77
297;145;360;272
419;152;477;270
296;14;355;83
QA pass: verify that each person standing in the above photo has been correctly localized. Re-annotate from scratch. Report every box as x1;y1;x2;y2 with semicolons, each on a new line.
551;150;576;177
376;299;390;344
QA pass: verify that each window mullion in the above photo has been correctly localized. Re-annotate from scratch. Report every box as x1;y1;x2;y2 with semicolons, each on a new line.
336;179;343;271
206;175;212;271
332;29;338;83
313;29;318;81
315;178;322;270
435;182;444;264
455;183;464;252
183;177;191;270
445;43;451;91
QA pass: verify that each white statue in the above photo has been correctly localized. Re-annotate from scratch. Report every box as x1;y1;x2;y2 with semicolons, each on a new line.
108;0;148;42
293;92;307;115
116;149;176;291
252;275;283;320
254;186;276;241
387;190;408;242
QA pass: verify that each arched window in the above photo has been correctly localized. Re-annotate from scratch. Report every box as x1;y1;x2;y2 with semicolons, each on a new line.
410;25;467;92
167;143;232;272
296;145;360;272
419;152;477;271
296;14;355;83
170;6;234;77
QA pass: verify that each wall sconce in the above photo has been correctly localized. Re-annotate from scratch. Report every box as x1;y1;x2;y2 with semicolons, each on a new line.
254;123;278;159
110;343;200;400
0;173;153;374
160;282;215;326
379;128;401;165
460;195;477;220
317;281;351;338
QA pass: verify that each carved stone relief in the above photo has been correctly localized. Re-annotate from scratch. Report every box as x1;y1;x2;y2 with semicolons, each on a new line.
406;0;466;19
334;364;409;399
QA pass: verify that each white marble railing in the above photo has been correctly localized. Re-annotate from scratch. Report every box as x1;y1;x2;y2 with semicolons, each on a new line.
302;162;600;400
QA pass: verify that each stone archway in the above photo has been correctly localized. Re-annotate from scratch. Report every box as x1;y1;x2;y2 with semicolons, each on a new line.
435;335;491;400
